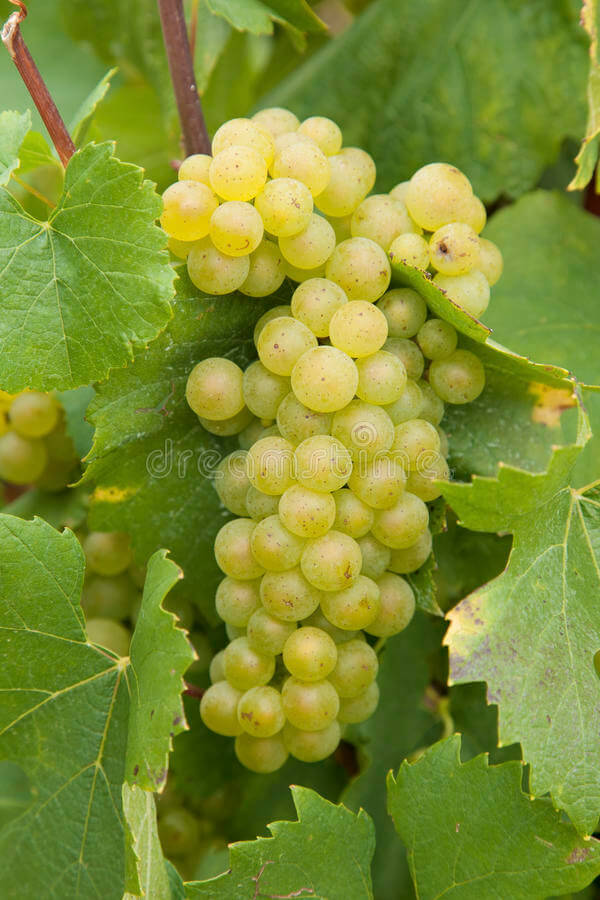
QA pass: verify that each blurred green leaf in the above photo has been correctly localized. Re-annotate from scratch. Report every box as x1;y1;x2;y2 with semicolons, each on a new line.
206;0;326;39
0;761;33;830
16;130;59;175
58;386;95;460
122;784;172;900
2;485;90;531
570;0;600;190
0;110;30;185
70;68;118;147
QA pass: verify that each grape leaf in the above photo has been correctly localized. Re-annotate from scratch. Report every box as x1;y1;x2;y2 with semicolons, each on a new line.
70;68;118;147
0;761;34;830
58;385;95;459
2;484;90;531
569;0;600;190
0;110;30;185
387;735;600;900
122;784;172;900
0;141;174;392
195;0;233;93
126;550;195;791
16;130;59;175
186;786;375;899
206;0;326;38
263;0;587;200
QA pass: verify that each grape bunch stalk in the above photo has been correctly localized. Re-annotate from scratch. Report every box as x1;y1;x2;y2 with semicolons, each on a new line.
159;106;503;773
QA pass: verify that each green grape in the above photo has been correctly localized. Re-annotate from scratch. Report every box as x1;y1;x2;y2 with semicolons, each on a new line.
253;304;292;345
429;223;480;275
433;270;490;318
278;484;336;538
44;418;76;463
86;618;131;656
242;361;290;420
355;351;407;405
328;637;378;697
463;194;487;232
281;676;339;730
257;316;317;376
187;237;250;294
331;400;394;460
209;650;226;683
297;116;342;155
327;213;353;243
405;163;474;231
81;574;137;620
388;233;430;269
291;346;359;413
215;576;261;626
223;636;275;690
389;529;433;574
245;485;280;520
240;239;286;297
247;608;296;655
250;514;305;572
0;431;48;484
367;573;416;637
384;379;424;425
384;337;425;380
428;349;486;404
252;107;300;138
328;300;388;358
279;214;336;269
199;407;253;435
157;808;202;858
276;392;333;444
337;680;379;724
83;532;132;576
332;488;374;538
160;180;219;240
254;177;313;237
214;518;265;580
357;534;391;579
290;278;347;337
237;685;285;737
35;457;77;493
284;259;327;282
128;562;146;590
376;288;427;339
389;181;409;202
246;435;296;495
214;450;250;516
283;720;341;762
301;530;362;592
372;492;429;549
325;237;391;302
272;141;331;197
347;455;405;509
282;626;337;681
178;153;212;185
260;567;321;621
314;147;376;217
405;452;450;500
351;194;418;249
212;117;275;166
209;201;264;257
186;358;244;421
391;418;441;469
417;380;445;425
416;319;458;360
226;623;246;640
200;681;244;736
209;145;267;201
437;425;449;457
9;391;59;438
294;435;353;492
238;418;266;450
234;732;288;773
303;607;358;643
320;575;380;631
478;238;503;285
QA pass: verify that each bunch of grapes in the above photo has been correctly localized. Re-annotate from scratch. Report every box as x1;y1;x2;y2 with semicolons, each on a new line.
162;107;502;774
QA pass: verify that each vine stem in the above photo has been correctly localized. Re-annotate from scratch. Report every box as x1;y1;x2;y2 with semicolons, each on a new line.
183;681;205;699
1;1;75;167
156;0;211;156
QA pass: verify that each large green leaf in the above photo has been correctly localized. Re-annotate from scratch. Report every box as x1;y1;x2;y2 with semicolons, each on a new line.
186;786;375;898
0;110;30;185
206;0;325;38
0;141;174;392
570;0;600;190
263;0;587;200
123;784;172;900
388;735;600;900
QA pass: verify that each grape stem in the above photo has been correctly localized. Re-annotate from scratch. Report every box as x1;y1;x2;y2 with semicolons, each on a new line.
1;2;75;167
183;680;205;699
156;0;211;156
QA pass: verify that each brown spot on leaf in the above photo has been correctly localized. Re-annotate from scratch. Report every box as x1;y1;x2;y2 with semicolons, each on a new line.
567;848;592;864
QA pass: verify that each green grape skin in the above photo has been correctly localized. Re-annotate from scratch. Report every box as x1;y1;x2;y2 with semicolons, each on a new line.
355;351;407;406
246;435;296;495
238;418;271;450
376;288;427;339
433;270;490;318
282;626;337;681
337;680;380;724
250;514;305;572
417;380;445;425
328;637;378;698
9;391;59;438
332;488;374;538
350;193;418;249
199;407;253;436
234;732;289;773
300;530;362;592
405;163;474;231
347;455;405;510
405;452;450;501
283;720;341;762
35;458;76;493
388;233;430;269
186;357;244;421
157;808;202;858
214;450;250;516
291;346;359;413
160;180;219;241
416;319;458;360
428;350;485;404
391;418;441;470
367;573;416;637
478;238;503;286
388;529;433;574
314;147;376;217
240;240;286;297
331;400;394;460
284;260;327;283
253;305;292;345
276;392;333;445
237;685;285;737
303;606;359;643
257;316;318;376
212;117;275;165
246;608;297;655
429;222;480;275
384;379;424;425
209;145;267;201
254;177;313;237
384;338;425;381
245;485;280;520
272;141;331;197
278;214;336;269
83;532;132;576
281;676;340;731
86;618;131;657
371;492;429;549
209;650;226;683
168;236;197;259
357;533;392;580
0;431;48;484
215;577;261;627
81;574;138;621
389;181;410;203
260;567;321;621
278;484;336;538
209;200;264;257
178;153;212;185
290;278;348;338
223;636;275;691
242;361;290;420
252;107;300;137
463;194;487;233
328;300;388;358
44;419;76;463
214;518;265;580
187;235;251;294
297;116;342;155
437;425;449;457
200;681;244;736
225;623;246;641
325;237;391;302
294;434;352;493
320;575;380;631
327;213;353;243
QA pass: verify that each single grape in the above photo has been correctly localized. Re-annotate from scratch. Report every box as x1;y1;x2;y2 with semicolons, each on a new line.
391;418;441;470
83;532;132;576
234;732;288;773
388;233;430;269
437;425;449;457
328;637;378;697
283;720;341;762
245;485;280;520
212;117;275;166
314;147;376;216
260;567;321;621
357;533;392;579
279;214;336;269
247;608;296;655
272;141;331;196
405;452;450;501
278;484;336;538
284;259;327;282
276;392;333;445
214;518;265;580
303;606;358;643
199;407;253;436
215;576;261;626
294;434;353;492
187;237;250;294
86;618;131;656
297;116;342;155
389;181;409;202
237;685;285;737
384;379;424;425
328;300;388;358
252;107;300;138
320;575;380;631
240;240;286;297
355;351;407;405
372;492;429;549
291;346;359;413
367;573;416;637
428;349;485;404
290;278;347;337
257;316;318;376
254;177;314;237
43;418;76;463
81;574;137;620
332;488;374;538
463;194;487;233
242;361;289;420
389;529;433;574
327;213;353;243
160;180;219;241
301;531;362;592
9;391;59;438
209;145;267;201
405;163;474;231
351;194;419;249
376;288;427;339
429;222;480;275
186;357;244;421
36;457;77;493
223;636;275;691
347;455;405;509
238;418;269;450
157;809;202;858
209;201;264;257
433;270;490;318
325;237;391;302
416;319;458;360
200;681;244;736
209;649;226;683
214;450;250;516
281;676;339;730
331;400;394;460
250;514;305;572
282;626;337;681
178;153;212;185
0;432;48;484
384;337;425;380
226;623;246;641
246;435;296;495
478;238;504;285
417;380;445;426
253;304;292;345
337;680;379;724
